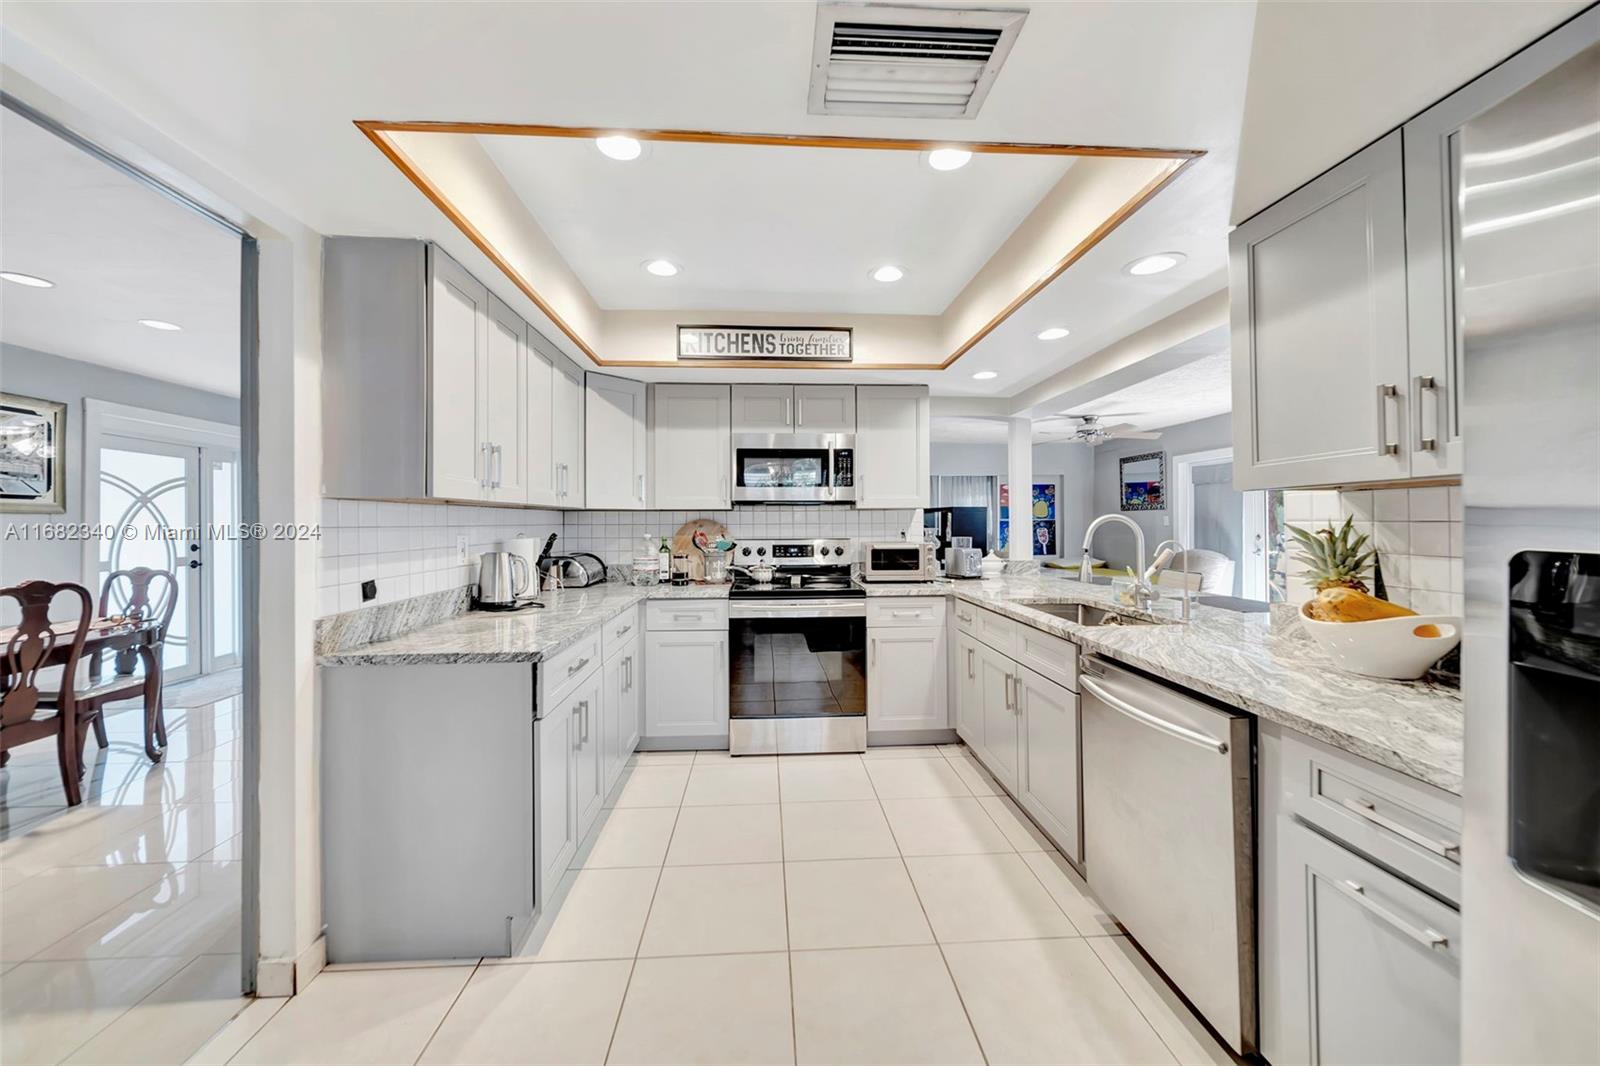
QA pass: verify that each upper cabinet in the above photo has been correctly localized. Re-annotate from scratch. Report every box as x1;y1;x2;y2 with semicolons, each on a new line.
731;384;856;433
1229;132;1411;491
482;295;529;504
651;384;731;509
524;330;558;508
427;249;494;501
551;353;585;508
856;385;929;509
586;374;648;509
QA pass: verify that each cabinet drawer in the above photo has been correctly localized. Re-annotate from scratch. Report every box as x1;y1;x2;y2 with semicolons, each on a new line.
973;607;1017;656
1014;625;1078;693
1281;730;1462;904
867;597;944;628
604;606;642;660
951;601;978;636
541;629;602;708
645;599;728;632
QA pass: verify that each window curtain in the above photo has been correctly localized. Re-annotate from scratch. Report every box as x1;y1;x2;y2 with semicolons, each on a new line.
929;475;1001;547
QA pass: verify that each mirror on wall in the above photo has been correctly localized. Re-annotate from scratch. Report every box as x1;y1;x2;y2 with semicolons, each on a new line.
0;392;66;512
1119;451;1165;511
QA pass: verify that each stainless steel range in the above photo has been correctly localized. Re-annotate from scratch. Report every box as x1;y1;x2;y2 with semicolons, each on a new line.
728;539;866;755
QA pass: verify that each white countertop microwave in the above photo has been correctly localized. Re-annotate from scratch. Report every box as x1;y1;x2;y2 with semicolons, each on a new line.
861;542;936;582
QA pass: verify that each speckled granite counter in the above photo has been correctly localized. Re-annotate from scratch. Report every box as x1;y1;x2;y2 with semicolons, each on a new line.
317;583;729;667
859;572;1463;793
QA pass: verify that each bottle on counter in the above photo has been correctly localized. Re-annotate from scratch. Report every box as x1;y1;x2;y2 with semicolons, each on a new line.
658;536;671;583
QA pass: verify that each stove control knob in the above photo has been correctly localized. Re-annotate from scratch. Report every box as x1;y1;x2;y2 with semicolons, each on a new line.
833;546;845;556
741;547;752;557
756;547;767;556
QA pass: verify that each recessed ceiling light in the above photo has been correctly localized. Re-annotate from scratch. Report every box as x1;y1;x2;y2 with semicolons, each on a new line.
643;259;679;277
595;135;643;161
871;265;904;283
972;370;998;380
1124;252;1186;276
0;271;54;288
926;148;972;172
138;319;182;331
1036;327;1071;341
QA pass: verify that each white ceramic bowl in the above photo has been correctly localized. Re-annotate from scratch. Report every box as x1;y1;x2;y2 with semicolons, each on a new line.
1299;604;1462;680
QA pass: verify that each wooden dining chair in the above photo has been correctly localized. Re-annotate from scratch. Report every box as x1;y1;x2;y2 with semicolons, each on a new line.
1;580;95;806
75;567;179;759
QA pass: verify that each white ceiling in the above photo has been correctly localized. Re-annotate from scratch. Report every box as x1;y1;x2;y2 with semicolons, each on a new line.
1059;349;1232;429
0;109;241;396
479;134;1074;315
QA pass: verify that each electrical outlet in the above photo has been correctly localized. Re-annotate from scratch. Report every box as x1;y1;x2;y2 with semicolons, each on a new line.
361;579;377;602
455;535;469;564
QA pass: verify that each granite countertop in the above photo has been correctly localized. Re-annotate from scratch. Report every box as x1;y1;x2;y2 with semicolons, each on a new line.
318;583;728;667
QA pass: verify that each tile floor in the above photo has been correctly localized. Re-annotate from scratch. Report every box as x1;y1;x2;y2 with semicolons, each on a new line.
0;680;247;1065
213;744;1233;1065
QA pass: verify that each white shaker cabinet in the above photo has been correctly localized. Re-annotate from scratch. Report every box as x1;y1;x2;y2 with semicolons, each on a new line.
602;631;641;796
569;668;605;845
552;354;585;507
1016;665;1081;861
855;385;930;509
1229;131;1412;490
732;384;798;432
524;333;558;507
866;624;948;733
585;373;647;509
644;630;728;741
651;384;731;509
953;629;984;749
975;640;1020;792
427;249;491;502
794;385;856;431
534;702;576;911
483;295;529;504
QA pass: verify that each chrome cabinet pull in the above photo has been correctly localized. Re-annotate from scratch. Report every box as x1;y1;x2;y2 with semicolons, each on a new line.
870;637;877;667
1332;878;1450;950
572;705;581;750
1414;375;1440;452
956;611;973;623
966;647;974;679
672;613;702;622
491;443;503;488
578;699;590;743
797;396;804;426
1339;797;1461;862
480;442;491;487
637;473;645;503
1003;672;1014;711
1081;676;1228;754
1375;384;1399;456
891;609;921;618
785;396;792;427
567;655;591;676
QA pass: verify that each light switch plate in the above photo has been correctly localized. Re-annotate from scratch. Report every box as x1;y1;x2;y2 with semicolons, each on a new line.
455;535;469;564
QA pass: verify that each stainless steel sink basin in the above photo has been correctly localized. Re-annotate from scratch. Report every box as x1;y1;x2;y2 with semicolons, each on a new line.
1016;602;1157;626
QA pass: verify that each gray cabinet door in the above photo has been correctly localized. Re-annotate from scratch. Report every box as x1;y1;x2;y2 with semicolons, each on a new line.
1276;818;1461;1065
1230;131;1411;489
954;631;983;749
427;248;490;501
551;356;584;507
976;641;1018;791
731;384;795;433
1017;665;1080;861
535;703;576;912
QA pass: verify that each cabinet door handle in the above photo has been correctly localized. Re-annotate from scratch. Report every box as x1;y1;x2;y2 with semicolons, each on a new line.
1003;672;1013;711
567;655;591;676
1332;878;1450;950
797;396;804;426
572;705;581;750
1375;384;1399;456
1414;375;1440;452
956;611;972;623
480;442;491;488
492;443;504;488
785;396;792;427
579;699;590;743
1339;797;1461;862
637;473;646;504
966;647;974;679
891;609;922;618
672;613;702;622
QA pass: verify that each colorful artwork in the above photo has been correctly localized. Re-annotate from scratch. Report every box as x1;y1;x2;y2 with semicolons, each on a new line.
999;482;1059;556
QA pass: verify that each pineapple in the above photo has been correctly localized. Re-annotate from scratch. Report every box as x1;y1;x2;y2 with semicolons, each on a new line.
1288;516;1376;594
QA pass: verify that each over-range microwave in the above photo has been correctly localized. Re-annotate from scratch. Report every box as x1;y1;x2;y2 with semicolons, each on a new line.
861;542;936;582
731;433;855;504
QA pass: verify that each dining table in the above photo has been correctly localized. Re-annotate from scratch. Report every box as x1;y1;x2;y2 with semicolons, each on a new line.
0;614;168;762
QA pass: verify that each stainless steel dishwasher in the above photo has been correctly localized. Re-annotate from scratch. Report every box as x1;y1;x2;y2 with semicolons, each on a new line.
1079;655;1257;1055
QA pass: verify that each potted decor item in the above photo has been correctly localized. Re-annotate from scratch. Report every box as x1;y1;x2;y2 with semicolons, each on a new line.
1291;517;1461;680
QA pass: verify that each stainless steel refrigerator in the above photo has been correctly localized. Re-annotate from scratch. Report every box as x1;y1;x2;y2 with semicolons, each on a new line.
1460;33;1600;1065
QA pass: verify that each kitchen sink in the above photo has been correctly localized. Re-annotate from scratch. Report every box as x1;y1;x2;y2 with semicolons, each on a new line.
1016;602;1158;626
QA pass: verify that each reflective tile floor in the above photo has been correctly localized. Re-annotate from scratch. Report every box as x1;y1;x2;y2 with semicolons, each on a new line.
208;744;1233;1066
0;677;247;1065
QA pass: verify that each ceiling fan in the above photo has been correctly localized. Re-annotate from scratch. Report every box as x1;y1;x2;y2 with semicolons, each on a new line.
1065;414;1162;445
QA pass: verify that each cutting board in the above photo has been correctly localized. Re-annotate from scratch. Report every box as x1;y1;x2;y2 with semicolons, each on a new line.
671;518;730;582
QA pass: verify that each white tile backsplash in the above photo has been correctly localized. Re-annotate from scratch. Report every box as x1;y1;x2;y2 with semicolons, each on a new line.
1284;488;1464;616
561;508;918;568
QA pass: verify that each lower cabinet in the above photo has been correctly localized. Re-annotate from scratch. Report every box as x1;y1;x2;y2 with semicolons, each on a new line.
602;635;641;795
866;624;948;733
569;668;605;846
976;640;1020;792
644;627;729;742
1016;665;1081;862
954;630;983;745
535;697;577;912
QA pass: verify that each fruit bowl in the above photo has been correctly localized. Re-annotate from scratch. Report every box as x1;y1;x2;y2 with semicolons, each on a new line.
1299;603;1461;680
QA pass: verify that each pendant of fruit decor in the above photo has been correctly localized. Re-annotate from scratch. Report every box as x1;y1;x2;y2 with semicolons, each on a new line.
1290;517;1439;636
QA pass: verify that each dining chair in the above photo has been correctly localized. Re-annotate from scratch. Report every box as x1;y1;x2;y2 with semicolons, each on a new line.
75;567;179;757
0;580;95;806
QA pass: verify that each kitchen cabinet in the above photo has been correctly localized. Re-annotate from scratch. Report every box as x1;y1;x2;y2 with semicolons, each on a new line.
586;374;647;509
732;384;857;434
953;629;984;747
603;632;641;796
552;353;585;507
568;667;605;845
855;385;930;508
975;640;1019;792
1016;664;1080;861
427;248;492;501
644;604;729;744
535;695;577;911
866;624;948;733
524;332;558;507
732;384;798;433
483;294;529;503
651;384;731;508
1229;132;1412;490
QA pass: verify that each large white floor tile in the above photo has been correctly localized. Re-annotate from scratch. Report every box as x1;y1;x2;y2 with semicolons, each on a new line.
184;994;285;1066
0;805;165;874
665;804;782;866
229;966;473;1066
1089;936;1234;1065
62;953;248;1066
690;751;774;767
864;758;972;799
975;794;1053;852
785;858;932;950
57;804;242;867
778;756;876;803
0;954;190;1065
35;861;240;960
780;800;898;861
943;938;1177;1064
904;853;1077;943
418;959;631;1065
574;807;678;869
608;952;794;1066
791;945;983;1065
681;762;780;806
1020;849;1119;936
639;862;787;957
879;795;1013;857
605;765;691;809
0;863;169;961
943;752;1004;796
510;866;659;962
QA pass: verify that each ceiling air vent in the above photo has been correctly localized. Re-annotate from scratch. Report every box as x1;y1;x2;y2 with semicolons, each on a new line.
808;4;1027;119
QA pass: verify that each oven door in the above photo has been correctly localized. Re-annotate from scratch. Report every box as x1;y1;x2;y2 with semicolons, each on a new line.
731;433;849;503
729;599;867;724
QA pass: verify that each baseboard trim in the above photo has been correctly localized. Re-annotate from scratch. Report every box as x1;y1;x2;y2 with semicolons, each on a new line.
256;934;327;998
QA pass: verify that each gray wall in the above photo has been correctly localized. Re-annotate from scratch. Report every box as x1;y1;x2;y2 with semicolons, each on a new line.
1090;413;1233;570
0;342;239;591
930;440;1095;555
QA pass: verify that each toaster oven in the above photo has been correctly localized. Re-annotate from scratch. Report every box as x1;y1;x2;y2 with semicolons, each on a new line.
861;542;936;582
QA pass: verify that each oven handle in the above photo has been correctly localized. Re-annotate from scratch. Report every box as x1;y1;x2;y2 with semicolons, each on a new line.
728;600;866;619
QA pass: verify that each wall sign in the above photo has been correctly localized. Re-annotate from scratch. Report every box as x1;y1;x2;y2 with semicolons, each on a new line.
677;325;852;362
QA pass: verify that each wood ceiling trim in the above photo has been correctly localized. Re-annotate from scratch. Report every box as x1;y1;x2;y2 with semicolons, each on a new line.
356;120;1204;372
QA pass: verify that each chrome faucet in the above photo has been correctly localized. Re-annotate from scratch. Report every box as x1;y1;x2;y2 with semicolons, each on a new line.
1081;514;1155;609
1147;539;1194;623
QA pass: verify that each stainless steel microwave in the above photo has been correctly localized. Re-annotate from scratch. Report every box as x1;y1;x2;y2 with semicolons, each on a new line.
862;542;936;582
731;433;855;504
